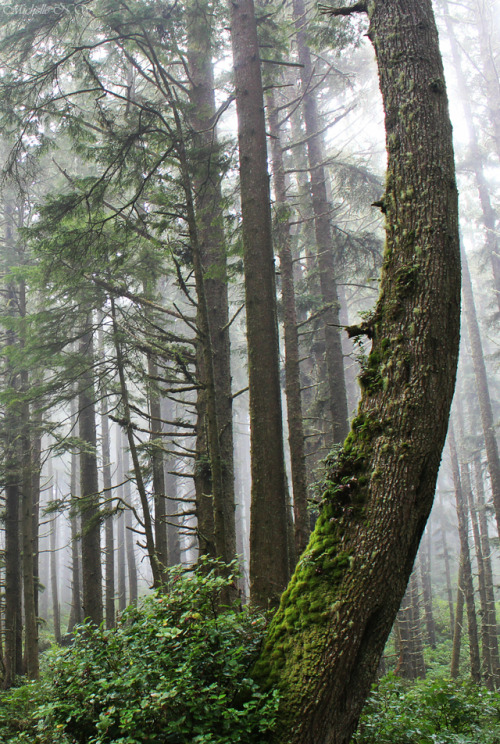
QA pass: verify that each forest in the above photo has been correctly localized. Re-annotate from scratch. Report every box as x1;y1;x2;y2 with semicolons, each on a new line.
0;0;498;742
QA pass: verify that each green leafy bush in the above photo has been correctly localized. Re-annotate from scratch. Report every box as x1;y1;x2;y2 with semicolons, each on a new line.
354;673;500;744
31;561;279;744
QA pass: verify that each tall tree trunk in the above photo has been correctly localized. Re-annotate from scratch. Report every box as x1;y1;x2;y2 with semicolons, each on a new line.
2;200;22;687
440;0;500;310
116;437;127;612
230;0;290;608
78;321;103;625
67;399;83;633
451;555;465;678
439;504;455;635
122;433;138;605
418;529;436;648
50;511;61;645
267;85;309;558
148;356;168;580
21;368;38;677
395;571;425;679
186;3;237;575
111;298;160;586
460;247;500;535
292;0;349;445
101;390;115;629
472;449;500;686
448;423;481;683
253;2;461;741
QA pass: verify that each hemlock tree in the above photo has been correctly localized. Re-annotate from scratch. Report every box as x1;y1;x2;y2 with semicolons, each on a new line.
252;1;460;742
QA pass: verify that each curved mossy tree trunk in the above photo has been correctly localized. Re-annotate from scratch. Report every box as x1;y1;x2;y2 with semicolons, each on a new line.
254;2;461;742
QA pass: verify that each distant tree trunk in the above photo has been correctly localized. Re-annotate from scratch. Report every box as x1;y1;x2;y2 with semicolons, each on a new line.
21;374;38;676
186;3;237;576
16;267;38;678
111;298;160;587
449;423;481;683
471;0;500;166
419;529;436;648
266;85;309;558
230;0;290;608
101;391;115;629
122;433;138;605
116;438;127;612
31;408;42;622
395;571;426;679
253;1;461;740
78;321;103;625
472;449;500;686
162;397;181;566
2;204;22;686
440;0;500;311
50;512;61;645
451;556;465;679
292;0;349;445
439;509;455;635
461;248;500;535
148;356;168;580
67;399;83;633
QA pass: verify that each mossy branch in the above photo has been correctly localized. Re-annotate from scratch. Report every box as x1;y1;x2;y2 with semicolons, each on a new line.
319;2;368;16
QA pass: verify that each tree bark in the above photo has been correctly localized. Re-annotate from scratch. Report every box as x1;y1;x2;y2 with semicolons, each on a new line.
461;247;500;535
448;423;481;683
253;2;460;741
418;530;436;648
78;320;103;625
230;0;290;607
267;85;310;558
292;0;349;445
186;2;237;575
451;555;465;678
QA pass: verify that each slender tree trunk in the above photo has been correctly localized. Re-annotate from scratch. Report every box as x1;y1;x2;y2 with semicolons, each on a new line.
440;0;500;311
395;571;425;679
292;0;349;444
148;356;168;580
448;423;481;683
78;320;103;625
67;399;83;632
101;389;115;629
461;247;500;535
267;85;309;558
186;4;237;576
418;530;436;648
451;555;465;679
116;437;127;612
111;298;160;587
50;511;61;645
122;433;138;605
472;0;500;164
440;510;455;635
230;0;290;608
21;372;38;676
472;449;500;686
162;397;181;566
253;2;461;740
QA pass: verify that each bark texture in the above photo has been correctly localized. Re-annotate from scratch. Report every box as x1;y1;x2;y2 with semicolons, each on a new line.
230;0;290;607
254;2;460;742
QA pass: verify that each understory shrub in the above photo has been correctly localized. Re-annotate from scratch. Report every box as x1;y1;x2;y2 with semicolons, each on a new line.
354;672;500;744
24;561;279;744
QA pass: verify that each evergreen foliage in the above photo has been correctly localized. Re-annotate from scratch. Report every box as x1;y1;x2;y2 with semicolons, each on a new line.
0;562;279;744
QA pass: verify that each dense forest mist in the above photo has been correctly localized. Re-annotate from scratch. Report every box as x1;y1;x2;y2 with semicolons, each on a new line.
0;0;498;742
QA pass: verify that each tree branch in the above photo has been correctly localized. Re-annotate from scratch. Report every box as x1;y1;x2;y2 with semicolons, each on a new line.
319;2;368;16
